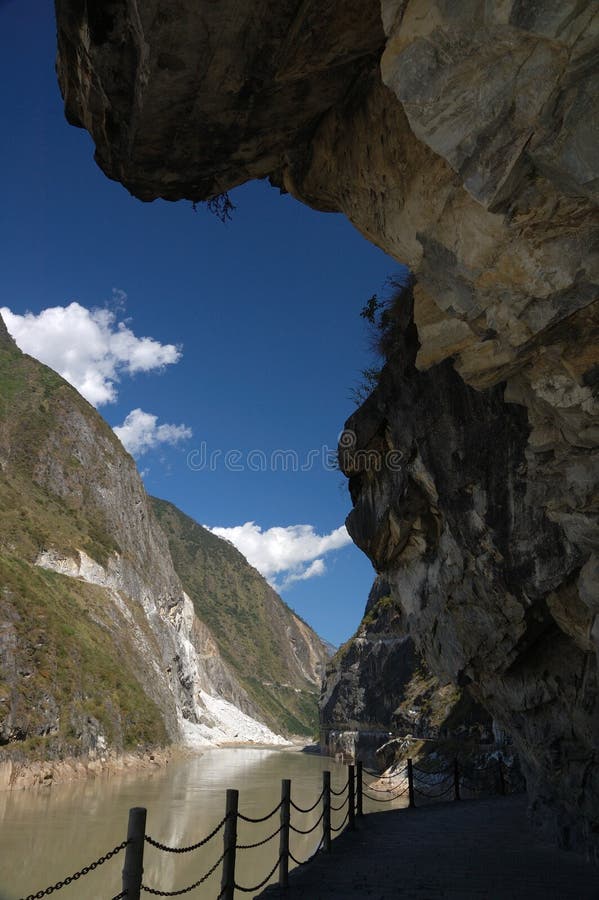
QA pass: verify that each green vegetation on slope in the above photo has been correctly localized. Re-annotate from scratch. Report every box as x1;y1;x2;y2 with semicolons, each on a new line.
0;340;122;565
0;553;167;758
151;497;326;736
0;327;327;760
0;337;168;759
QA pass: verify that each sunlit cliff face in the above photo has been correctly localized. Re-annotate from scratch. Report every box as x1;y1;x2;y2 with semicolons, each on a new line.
339;282;597;852
55;0;598;852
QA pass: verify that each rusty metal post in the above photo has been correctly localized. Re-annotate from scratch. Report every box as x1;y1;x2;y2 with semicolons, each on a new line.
122;807;146;900
348;764;355;830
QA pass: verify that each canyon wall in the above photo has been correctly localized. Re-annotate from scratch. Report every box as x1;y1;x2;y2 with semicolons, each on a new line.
0;314;328;772
54;0;598;853
320;576;492;766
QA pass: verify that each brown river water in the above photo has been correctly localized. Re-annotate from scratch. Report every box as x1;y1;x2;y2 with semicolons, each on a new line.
0;748;368;899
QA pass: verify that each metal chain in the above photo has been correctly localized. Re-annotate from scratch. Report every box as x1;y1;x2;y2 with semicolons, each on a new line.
330;780;349;797
290;789;324;814
238;800;283;824
289;835;324;867
412;764;449;776
234;855;282;893
437;783;457;799
412;770;453;785
330;811;349;833
414;782;455;800
145;814;228;853
363;768;406;779
363;785;409;802
237;824;282;850
19;841;128;900
364;781;405;793
330;794;349;812
289;810;324;835
141;851;225;896
19;760;508;900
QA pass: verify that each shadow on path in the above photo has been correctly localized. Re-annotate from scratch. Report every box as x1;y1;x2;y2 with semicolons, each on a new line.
259;795;599;899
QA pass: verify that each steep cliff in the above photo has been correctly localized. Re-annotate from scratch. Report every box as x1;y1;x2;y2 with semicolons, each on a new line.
152;498;330;736
0;315;326;772
0;322;187;759
321;576;491;763
54;0;598;853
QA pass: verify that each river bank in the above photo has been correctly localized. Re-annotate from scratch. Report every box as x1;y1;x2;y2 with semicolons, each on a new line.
0;744;191;792
0;737;319;792
0;746;345;899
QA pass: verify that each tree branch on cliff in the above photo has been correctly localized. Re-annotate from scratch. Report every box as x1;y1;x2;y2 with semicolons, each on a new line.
192;192;236;223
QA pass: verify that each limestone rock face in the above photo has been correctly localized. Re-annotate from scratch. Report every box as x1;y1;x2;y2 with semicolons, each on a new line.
321;578;419;739
340;283;598;854
320;576;492;764
55;0;384;200
54;0;598;852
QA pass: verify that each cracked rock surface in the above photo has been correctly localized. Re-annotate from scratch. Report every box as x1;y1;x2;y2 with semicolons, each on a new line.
55;0;598;853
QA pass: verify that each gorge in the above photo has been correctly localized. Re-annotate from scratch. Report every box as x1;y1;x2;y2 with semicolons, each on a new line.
52;0;599;857
0;312;329;785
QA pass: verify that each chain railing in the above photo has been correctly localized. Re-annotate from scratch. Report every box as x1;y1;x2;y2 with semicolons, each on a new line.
17;840;128;900
17;755;515;898
130;769;355;900
359;755;514;811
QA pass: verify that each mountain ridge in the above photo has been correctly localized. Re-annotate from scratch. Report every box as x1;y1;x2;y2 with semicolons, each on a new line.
0;313;328;770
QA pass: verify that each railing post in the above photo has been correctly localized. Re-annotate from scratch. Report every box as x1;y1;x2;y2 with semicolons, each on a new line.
356;761;363;818
407;758;415;809
279;779;291;887
122;806;146;900
348;764;355;830
323;770;331;853
220;788;238;900
453;758;461;801
498;760;506;796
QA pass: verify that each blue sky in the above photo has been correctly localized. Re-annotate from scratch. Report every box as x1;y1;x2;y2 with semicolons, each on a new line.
1;1;400;644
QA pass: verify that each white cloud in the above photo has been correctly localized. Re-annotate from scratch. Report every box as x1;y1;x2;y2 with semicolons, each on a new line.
1;302;181;406
206;522;351;589
281;558;326;589
113;408;192;457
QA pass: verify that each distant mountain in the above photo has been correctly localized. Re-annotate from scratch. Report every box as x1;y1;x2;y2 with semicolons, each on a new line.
0;312;328;773
152;498;330;736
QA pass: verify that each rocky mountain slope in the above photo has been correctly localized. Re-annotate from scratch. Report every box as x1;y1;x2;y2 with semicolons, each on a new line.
152;498;329;736
321;576;491;764
0;314;328;775
53;0;599;854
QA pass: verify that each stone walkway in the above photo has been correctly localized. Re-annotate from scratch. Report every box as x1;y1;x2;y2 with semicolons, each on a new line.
259;796;599;899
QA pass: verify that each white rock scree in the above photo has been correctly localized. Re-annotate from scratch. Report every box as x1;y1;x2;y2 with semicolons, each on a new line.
36;548;290;747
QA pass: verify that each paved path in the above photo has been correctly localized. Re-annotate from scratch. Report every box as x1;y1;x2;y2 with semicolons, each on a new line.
259;796;599;899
